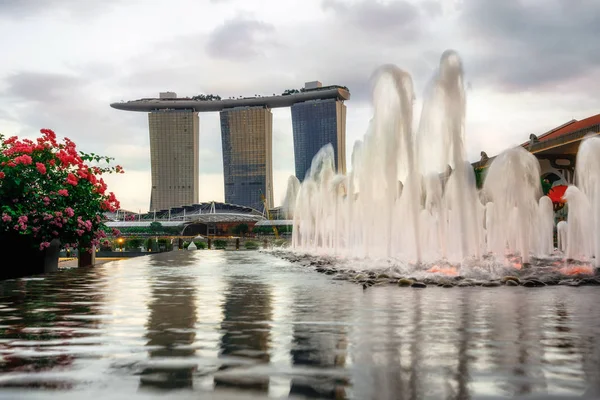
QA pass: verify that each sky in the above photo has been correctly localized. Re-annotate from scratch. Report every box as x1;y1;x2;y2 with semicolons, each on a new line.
1;0;599;212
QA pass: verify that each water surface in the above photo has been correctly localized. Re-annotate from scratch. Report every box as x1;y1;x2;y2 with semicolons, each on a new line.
1;251;600;399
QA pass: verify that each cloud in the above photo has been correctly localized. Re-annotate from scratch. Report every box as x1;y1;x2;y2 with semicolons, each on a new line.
460;0;600;92
4;71;83;103
206;16;275;60
0;0;120;18
1;70;149;168
3;0;599;212
322;0;439;44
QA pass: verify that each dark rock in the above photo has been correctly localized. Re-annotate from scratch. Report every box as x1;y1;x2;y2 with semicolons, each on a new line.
481;281;502;287
353;274;366;281
505;280;519;286
398;278;414;287
558;279;582;287
316;268;327;273
453;276;465;281
580;277;600;285
376;273;390;279
522;279;546;287
442;284;454;288
411;282;427;288
502;276;520;284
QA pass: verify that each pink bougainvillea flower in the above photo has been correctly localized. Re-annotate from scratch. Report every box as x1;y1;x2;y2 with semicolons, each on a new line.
66;173;78;186
1;128;122;253
36;162;46;174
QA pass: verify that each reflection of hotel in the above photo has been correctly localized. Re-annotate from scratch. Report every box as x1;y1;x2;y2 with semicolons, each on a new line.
141;261;197;390
110;82;350;211
215;278;273;393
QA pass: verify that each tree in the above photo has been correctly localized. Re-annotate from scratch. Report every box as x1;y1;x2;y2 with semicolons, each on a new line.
232;223;249;236
0;129;122;252
149;221;162;233
474;167;486;189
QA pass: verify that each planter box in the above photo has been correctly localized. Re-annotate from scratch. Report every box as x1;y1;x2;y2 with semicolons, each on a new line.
0;234;60;280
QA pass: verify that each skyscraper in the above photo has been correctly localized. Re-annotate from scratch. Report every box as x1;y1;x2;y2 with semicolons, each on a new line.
291;95;347;181
148;106;199;211
111;85;349;211
220;106;273;211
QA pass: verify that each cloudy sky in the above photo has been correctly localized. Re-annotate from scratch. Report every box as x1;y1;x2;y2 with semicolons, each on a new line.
1;0;599;212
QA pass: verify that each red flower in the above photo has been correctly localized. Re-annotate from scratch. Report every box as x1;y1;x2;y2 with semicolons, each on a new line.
14;154;33;165
66;173;78;186
1;128;123;251
36;162;46;174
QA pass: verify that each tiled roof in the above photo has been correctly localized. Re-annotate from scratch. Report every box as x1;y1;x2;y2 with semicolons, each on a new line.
526;113;600;145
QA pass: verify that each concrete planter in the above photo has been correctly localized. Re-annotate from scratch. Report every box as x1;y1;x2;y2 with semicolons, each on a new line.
0;234;60;280
78;246;96;268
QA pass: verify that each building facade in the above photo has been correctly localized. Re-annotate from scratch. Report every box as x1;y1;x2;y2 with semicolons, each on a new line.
291;98;347;181
148;109;199;211
111;85;349;212
220;106;274;211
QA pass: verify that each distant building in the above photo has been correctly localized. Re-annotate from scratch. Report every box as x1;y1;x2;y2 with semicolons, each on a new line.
291;89;347;180
148;107;199;211
110;85;349;210
220;106;274;211
473;113;600;186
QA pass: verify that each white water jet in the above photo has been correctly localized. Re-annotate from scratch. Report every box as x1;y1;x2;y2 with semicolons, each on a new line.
564;186;592;260
575;135;600;266
282;176;300;219
289;50;599;271
536;196;555;257
483;147;540;263
290;50;485;265
557;220;568;253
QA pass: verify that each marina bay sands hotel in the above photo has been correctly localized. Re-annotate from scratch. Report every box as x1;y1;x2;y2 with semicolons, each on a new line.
110;82;350;212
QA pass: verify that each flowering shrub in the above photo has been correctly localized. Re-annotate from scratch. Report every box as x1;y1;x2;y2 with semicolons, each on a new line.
0;129;122;251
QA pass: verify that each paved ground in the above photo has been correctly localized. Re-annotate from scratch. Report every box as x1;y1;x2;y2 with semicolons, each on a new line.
58;257;125;268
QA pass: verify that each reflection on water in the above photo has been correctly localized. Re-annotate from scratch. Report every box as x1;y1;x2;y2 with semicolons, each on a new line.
140;256;197;389
1;251;600;399
215;277;273;392
289;284;349;399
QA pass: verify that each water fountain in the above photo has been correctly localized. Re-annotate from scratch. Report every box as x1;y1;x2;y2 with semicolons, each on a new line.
285;50;599;279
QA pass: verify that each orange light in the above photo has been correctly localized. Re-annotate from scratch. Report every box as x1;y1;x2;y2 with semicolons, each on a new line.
559;265;594;276
427;265;458;276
